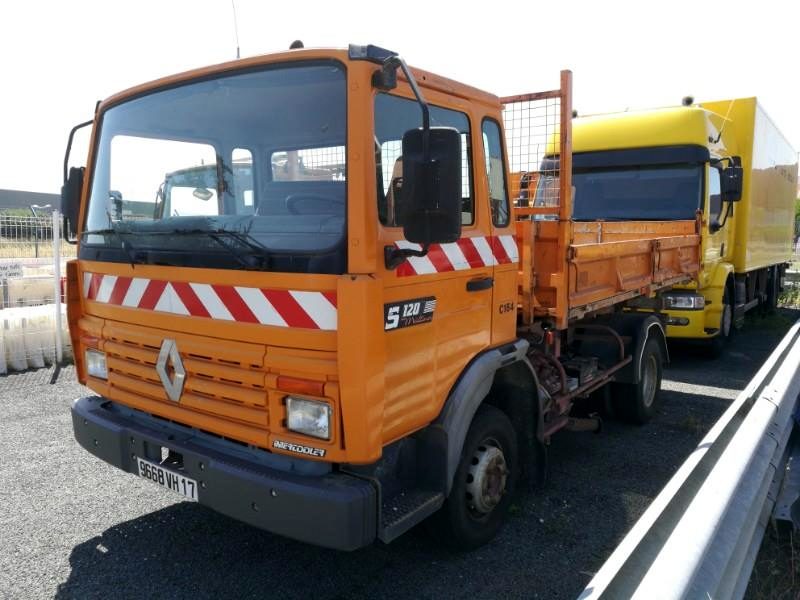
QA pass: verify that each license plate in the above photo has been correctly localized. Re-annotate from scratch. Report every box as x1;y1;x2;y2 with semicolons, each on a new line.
136;457;198;501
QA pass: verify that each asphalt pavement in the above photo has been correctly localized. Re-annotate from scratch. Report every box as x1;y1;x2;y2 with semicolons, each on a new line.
2;310;797;600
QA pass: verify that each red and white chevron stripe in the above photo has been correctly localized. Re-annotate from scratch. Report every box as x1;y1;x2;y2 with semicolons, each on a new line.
396;235;518;277
82;273;337;330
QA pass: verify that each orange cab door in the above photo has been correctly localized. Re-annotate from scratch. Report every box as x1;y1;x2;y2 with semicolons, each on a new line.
375;98;497;444
481;117;520;344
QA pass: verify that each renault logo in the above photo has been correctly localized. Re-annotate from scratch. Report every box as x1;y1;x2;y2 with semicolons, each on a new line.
156;339;186;402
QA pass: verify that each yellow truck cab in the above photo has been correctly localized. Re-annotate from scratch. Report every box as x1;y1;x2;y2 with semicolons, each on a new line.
557;99;798;353
60;45;701;551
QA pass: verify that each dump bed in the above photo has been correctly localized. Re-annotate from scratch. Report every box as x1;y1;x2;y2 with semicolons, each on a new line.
701;98;798;274
502;74;701;330
514;215;700;326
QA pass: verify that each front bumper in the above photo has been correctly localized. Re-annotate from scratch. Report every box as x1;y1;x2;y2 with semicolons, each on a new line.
664;307;716;339
71;396;377;551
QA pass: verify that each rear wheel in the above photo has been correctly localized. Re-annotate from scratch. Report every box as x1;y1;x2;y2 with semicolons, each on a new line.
435;405;518;550
765;266;780;312
612;337;663;424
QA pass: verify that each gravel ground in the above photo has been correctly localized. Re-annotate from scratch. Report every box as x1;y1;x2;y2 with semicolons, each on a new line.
1;310;798;600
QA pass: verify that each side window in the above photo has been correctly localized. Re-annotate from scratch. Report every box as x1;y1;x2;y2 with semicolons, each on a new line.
270;147;346;181
482;119;510;227
374;93;473;227
232;148;255;215
708;166;723;222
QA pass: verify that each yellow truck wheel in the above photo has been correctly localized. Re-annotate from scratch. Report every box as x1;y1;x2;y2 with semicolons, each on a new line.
764;266;779;313
708;285;734;357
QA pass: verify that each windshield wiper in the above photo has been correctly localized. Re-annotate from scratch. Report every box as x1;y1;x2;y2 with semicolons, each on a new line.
82;226;138;268
171;228;273;270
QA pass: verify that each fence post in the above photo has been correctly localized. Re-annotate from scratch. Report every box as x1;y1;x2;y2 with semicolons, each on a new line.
52;210;63;364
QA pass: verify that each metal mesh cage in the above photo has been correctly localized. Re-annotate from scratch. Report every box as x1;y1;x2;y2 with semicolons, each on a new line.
503;96;562;209
501;73;572;220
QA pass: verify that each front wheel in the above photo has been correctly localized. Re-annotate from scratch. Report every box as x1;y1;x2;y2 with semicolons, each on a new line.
434;405;518;550
708;285;734;357
611;337;663;424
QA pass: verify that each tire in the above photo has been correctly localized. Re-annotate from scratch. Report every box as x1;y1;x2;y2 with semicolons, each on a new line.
434;405;518;550
708;285;734;357
611;337;663;425
765;267;779;312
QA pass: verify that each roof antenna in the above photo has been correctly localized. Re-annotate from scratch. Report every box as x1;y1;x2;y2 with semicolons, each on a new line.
290;40;304;49
711;99;736;144
231;0;241;59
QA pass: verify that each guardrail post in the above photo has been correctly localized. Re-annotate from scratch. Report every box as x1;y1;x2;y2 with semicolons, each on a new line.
52;210;63;364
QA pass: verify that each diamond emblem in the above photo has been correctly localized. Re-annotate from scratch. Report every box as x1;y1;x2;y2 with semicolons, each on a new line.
155;339;186;402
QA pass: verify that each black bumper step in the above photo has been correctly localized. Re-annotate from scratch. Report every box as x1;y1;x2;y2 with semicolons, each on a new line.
378;489;444;543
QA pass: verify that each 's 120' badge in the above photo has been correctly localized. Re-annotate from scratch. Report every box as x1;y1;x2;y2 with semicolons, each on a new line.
384;296;436;331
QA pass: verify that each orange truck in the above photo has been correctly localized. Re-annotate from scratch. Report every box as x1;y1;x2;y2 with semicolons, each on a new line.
61;45;700;551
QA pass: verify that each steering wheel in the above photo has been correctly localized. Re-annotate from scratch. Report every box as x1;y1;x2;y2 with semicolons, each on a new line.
285;193;344;215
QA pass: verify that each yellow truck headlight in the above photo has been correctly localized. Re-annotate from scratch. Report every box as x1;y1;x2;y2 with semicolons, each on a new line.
85;349;108;379
286;397;331;440
663;293;705;310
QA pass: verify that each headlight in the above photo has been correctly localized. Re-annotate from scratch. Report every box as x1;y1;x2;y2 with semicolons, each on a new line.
663;293;705;310
85;349;108;379
286;397;331;440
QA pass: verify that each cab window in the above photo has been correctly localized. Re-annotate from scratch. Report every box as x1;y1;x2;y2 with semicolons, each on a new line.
374;93;473;227
708;166;723;222
482;119;510;226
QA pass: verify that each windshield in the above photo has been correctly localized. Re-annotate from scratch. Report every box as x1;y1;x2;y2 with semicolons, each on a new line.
83;61;347;274
534;164;703;221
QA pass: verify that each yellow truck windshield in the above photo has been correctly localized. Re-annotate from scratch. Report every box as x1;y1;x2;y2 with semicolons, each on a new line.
570;164;703;221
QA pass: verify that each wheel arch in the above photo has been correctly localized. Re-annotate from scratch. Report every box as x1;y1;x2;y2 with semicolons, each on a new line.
705;261;735;301
583;313;668;384
416;339;541;496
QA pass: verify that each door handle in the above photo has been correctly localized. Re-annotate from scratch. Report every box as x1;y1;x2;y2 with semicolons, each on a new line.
466;277;494;292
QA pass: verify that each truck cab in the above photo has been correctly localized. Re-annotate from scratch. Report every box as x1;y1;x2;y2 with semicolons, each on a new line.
63;46;527;550
551;100;796;353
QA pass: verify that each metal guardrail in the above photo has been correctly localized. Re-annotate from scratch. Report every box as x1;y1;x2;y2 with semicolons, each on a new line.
579;318;800;600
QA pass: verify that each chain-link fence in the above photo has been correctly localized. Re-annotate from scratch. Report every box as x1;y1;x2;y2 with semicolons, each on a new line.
0;212;71;373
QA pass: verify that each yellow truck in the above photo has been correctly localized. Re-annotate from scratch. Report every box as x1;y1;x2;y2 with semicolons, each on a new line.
540;99;797;353
59;45;702;551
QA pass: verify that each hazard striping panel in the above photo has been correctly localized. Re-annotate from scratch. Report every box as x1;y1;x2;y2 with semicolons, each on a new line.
82;273;337;330
395;235;518;277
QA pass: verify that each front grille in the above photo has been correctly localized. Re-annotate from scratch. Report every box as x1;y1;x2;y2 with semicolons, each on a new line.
103;327;269;446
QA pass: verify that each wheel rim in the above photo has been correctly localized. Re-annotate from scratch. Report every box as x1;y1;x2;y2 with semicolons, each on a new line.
641;353;658;408
465;439;508;516
721;303;732;337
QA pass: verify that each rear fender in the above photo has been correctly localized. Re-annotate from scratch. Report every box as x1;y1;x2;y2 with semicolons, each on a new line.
581;313;667;384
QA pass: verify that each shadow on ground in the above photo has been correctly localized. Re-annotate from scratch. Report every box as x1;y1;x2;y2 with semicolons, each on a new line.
55;310;800;600
55;425;707;599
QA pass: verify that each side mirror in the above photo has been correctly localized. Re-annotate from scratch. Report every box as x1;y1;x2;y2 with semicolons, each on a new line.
400;127;462;245
721;158;743;202
60;166;84;240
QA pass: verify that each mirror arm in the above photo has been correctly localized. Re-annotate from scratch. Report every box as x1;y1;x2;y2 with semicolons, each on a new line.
381;56;431;160
710;201;734;234
62;119;93;184
384;244;431;270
